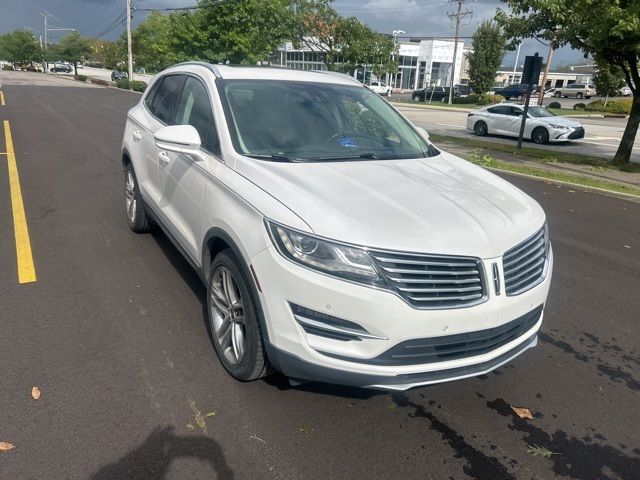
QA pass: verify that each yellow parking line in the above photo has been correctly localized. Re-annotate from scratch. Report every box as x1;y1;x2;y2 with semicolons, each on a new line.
0;91;4;105
3;120;36;283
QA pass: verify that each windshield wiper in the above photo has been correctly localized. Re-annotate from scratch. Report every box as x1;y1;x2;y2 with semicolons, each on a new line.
312;152;380;161
243;153;304;163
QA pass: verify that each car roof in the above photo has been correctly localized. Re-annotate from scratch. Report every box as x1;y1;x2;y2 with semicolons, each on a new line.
162;61;362;86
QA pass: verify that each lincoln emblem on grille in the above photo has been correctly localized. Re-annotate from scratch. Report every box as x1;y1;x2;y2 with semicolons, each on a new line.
492;262;501;296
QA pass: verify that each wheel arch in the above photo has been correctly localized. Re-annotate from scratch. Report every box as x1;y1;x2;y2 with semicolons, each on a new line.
201;226;272;342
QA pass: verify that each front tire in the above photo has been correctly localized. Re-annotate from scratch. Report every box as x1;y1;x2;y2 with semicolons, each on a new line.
207;249;269;382
474;121;488;137
576;92;583;99
554;91;561;98
412;95;420;102
124;164;150;233
532;127;549;145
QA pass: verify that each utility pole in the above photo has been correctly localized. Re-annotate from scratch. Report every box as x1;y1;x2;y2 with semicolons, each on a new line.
40;12;49;72
447;0;472;105
126;0;134;87
538;44;554;105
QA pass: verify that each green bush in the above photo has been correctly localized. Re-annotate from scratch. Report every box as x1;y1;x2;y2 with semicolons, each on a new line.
75;74;87;82
115;78;148;93
573;103;586;110
548;101;562;109
585;99;632;114
90;78;109;86
2;64;14;71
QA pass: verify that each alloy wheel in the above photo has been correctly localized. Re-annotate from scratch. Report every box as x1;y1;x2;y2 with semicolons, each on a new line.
125;170;137;223
210;266;246;365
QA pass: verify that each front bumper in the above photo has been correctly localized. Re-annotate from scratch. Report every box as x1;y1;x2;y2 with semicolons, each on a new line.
251;245;553;390
549;126;585;142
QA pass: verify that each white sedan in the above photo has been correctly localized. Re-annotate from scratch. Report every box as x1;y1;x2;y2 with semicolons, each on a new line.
367;81;392;96
466;103;584;144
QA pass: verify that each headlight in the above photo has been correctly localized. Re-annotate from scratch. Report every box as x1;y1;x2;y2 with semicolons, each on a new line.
548;124;570;130
266;221;384;286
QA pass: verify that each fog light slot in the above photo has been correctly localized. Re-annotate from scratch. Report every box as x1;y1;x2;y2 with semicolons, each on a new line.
290;303;387;341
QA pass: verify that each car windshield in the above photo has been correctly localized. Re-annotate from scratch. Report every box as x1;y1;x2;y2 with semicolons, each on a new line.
528;106;556;118
218;79;437;162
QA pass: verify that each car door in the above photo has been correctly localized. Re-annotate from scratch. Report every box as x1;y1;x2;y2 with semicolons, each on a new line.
485;106;511;134
503;106;525;136
138;74;185;208
157;75;221;262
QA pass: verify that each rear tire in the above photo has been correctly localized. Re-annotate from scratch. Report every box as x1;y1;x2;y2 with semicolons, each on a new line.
576;92;583;99
207;249;269;382
532;127;549;145
124;163;150;233
474;121;488;137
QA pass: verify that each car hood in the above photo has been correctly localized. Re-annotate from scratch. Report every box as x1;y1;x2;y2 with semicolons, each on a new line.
536;116;582;128
235;151;545;258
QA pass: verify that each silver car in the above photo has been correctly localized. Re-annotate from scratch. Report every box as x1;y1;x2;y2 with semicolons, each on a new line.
553;83;596;99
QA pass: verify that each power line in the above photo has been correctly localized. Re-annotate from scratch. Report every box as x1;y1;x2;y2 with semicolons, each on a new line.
134;0;239;13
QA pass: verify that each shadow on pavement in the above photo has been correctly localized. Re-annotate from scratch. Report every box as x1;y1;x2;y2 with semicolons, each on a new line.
91;426;235;480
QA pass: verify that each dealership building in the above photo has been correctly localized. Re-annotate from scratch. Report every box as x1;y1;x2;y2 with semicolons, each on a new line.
276;38;467;91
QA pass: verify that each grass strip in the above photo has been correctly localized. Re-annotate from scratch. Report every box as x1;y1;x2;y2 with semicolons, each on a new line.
428;133;640;173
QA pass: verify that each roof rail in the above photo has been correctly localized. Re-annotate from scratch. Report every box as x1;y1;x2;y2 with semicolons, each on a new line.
173;61;222;78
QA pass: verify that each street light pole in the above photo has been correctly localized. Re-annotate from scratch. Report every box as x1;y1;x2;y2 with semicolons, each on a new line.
126;0;134;87
512;43;521;83
391;29;404;97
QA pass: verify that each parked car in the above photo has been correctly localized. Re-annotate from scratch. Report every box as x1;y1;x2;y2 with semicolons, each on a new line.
553;83;596;99
490;85;506;95
111;70;128;81
50;63;72;73
411;86;459;102
467;103;584;144
499;84;540;101
455;84;473;97
367;81;392;96
122;63;552;390
619;86;632;97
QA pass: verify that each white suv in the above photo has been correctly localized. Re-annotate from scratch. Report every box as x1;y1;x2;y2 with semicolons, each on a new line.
122;62;553;390
367;81;392;96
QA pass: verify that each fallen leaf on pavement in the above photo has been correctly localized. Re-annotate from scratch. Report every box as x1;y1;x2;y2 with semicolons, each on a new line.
32;386;41;400
624;245;631;249
0;442;15;451
511;406;534;419
298;426;313;434
527;444;558;458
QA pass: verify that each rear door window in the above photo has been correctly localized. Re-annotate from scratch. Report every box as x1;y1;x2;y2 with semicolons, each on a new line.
487;106;511;115
149;75;185;124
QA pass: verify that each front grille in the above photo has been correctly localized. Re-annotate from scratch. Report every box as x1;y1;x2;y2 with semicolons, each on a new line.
568;127;585;139
503;226;548;295
321;305;543;366
370;250;486;308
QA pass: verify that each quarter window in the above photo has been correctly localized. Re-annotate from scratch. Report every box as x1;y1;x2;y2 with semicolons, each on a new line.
174;77;220;154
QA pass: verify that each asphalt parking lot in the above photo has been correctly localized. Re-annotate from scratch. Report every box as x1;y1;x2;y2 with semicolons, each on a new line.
0;71;639;480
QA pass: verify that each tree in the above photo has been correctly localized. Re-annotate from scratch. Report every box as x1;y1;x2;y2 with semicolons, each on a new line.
593;62;626;101
466;21;507;94
56;32;93;75
198;0;293;64
497;0;640;164
0;29;41;65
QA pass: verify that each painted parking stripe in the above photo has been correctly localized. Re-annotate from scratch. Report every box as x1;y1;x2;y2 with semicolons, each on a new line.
3;120;36;284
0;91;5;106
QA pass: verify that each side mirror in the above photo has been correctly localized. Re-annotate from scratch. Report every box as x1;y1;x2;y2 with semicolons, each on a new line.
154;125;204;161
415;126;430;140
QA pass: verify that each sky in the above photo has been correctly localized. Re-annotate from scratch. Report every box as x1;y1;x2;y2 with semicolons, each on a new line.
0;0;587;69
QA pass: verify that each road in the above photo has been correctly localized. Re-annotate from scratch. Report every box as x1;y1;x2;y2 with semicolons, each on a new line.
0;71;639;480
396;104;640;162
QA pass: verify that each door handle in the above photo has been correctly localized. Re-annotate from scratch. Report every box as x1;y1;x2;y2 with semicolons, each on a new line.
132;130;142;141
158;151;170;166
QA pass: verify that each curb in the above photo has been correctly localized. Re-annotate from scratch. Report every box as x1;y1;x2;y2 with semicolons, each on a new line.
391;102;472;113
